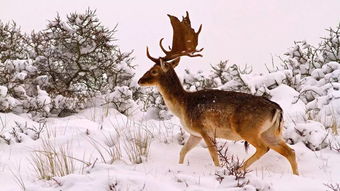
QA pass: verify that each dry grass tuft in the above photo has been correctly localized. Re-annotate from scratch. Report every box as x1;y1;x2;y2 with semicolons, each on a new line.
30;139;75;180
122;126;152;164
88;134;122;164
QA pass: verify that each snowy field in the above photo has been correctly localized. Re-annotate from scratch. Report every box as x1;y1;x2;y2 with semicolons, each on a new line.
0;105;339;191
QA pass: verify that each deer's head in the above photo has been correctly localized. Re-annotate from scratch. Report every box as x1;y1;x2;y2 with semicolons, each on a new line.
138;12;203;87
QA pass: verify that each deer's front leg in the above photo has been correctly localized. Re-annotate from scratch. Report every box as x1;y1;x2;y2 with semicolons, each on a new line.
200;131;220;166
179;135;202;164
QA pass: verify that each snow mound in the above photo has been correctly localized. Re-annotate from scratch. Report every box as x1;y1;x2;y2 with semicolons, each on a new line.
270;84;306;125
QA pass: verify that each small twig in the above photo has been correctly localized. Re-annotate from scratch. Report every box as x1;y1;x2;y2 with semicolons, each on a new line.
52;177;62;186
292;89;322;104
324;183;340;191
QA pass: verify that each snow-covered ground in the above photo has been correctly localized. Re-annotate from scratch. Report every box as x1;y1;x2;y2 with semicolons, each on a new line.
0;106;339;191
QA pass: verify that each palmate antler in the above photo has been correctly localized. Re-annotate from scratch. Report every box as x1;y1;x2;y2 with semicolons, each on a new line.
147;11;203;64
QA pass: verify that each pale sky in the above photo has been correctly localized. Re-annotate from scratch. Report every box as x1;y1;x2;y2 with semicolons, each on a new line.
1;0;340;76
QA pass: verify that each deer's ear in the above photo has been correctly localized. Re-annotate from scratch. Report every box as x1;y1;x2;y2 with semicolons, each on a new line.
160;59;170;72
169;57;180;68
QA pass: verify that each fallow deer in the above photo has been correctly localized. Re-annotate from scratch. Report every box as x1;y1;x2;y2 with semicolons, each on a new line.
138;12;299;175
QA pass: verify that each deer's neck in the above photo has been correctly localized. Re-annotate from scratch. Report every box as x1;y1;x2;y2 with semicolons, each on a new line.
157;69;187;117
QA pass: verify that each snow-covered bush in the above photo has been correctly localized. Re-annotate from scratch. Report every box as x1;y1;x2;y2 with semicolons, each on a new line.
24;86;52;118
105;86;137;116
0;85;17;112
319;24;340;65
304;61;340;131
183;61;255;94
210;60;230;86
294;121;330;151
0;120;45;145
261;23;340;149
0;21;28;62
52;95;85;117
276;24;340;134
0;59;48;115
0;9;136;118
30;9;135;96
0;58;63;119
134;86;172;120
268;84;332;150
215;63;252;93
324;183;340;191
184;60;283;98
183;69;216;91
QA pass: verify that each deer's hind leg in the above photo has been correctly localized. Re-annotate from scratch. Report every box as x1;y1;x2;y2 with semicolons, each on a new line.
233;118;270;171
261;130;299;175
240;136;269;170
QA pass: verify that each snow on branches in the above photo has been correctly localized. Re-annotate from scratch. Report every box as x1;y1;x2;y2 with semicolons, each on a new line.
0;9;135;119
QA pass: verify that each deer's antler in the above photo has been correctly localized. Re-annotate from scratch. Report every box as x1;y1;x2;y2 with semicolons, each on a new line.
147;11;203;64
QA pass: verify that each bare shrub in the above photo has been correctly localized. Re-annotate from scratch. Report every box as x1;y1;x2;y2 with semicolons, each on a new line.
325;183;340;191
215;141;250;187
329;139;340;153
0;117;11;144
108;180;119;191
0;118;46;145
176;128;187;145
0;133;10;144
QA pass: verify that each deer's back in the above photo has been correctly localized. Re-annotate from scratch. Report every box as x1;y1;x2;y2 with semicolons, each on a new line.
182;90;282;139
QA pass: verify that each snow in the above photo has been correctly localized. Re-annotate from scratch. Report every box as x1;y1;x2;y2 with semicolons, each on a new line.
311;68;325;80
0;86;8;97
35;86;52;113
80;42;96;55
322;61;340;73
105;86;138;116
0;105;340;191
15;72;27;81
294;121;330;151
270;84;306;126
4;59;36;73
13;86;26;98
242;71;292;94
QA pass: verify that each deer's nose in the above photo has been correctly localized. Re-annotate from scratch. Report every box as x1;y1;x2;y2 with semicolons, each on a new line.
138;78;144;85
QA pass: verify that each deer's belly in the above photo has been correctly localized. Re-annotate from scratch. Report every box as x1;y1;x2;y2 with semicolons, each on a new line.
217;129;242;141
203;119;243;141
180;120;202;137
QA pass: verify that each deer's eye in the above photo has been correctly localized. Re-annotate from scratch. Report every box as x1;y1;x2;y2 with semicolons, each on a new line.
151;70;158;75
